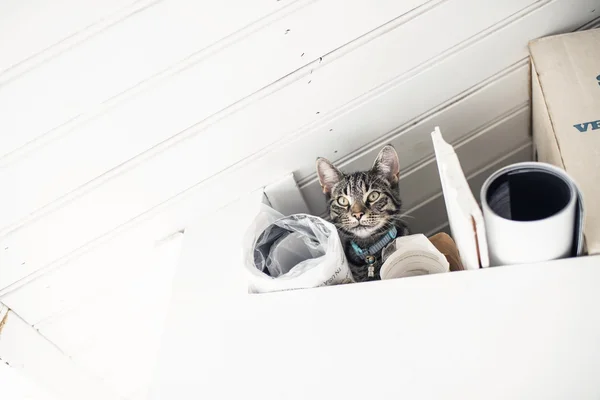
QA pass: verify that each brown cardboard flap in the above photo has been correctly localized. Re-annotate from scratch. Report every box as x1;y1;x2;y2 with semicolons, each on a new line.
529;29;600;254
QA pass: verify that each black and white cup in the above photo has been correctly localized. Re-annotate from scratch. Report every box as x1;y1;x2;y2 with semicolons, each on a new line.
480;162;584;266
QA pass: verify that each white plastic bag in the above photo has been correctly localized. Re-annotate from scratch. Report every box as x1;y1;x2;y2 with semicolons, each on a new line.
243;204;352;293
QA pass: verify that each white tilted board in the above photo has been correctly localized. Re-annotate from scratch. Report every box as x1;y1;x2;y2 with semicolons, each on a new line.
431;127;489;269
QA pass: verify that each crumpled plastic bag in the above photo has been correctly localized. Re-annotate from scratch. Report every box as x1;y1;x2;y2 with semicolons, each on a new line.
243;204;352;293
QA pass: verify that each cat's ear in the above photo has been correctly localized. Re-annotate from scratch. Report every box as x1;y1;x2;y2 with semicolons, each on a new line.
316;157;343;195
372;145;400;185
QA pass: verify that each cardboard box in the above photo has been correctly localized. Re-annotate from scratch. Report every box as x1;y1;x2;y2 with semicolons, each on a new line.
529;29;600;255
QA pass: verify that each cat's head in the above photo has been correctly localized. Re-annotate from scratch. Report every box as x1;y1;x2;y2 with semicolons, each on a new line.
316;145;402;238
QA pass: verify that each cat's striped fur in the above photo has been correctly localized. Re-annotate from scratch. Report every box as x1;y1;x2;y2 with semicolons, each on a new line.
316;145;409;282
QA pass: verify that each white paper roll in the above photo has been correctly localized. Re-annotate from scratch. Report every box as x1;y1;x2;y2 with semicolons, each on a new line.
379;234;449;280
480;162;581;266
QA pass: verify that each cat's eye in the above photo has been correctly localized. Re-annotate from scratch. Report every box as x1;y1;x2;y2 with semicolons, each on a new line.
337;196;349;206
367;191;380;202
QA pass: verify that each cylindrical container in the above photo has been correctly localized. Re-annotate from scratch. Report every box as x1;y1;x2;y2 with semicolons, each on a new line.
480;162;579;266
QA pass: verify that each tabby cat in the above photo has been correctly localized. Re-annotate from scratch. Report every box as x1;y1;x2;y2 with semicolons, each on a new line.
316;145;409;282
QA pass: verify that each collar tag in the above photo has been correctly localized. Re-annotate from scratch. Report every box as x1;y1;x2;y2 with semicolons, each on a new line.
368;265;375;278
351;227;398;279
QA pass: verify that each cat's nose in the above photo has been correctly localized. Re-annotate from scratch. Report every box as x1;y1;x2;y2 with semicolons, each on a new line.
352;212;364;221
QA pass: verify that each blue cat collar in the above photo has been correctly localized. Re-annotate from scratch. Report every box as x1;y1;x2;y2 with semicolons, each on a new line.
350;226;398;261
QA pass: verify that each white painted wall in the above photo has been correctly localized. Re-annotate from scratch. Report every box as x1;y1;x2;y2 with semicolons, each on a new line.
0;361;57;400
0;0;598;398
148;196;600;399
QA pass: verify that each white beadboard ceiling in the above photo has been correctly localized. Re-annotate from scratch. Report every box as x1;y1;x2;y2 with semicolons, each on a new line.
0;0;599;398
